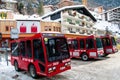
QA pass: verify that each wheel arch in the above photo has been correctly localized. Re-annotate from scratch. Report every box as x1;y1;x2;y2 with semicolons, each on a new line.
80;52;87;57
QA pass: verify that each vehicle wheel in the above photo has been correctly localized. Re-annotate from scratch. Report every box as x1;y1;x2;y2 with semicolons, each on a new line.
29;65;38;78
14;61;20;71
102;54;109;57
81;53;89;61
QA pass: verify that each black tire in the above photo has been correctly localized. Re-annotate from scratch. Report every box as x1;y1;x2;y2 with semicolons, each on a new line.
81;53;89;61
29;65;38;78
14;61;20;71
102;54;109;57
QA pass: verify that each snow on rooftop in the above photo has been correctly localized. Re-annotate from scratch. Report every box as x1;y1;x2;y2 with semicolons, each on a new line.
13;14;41;20
0;9;12;12
42;5;85;18
2;0;17;3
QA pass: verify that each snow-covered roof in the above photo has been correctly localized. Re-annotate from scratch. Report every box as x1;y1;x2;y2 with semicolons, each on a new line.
0;9;12;12
42;5;96;22
2;0;17;3
13;14;41;20
0;19;15;21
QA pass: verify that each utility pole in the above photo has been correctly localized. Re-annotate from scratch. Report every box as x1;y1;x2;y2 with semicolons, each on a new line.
4;40;9;66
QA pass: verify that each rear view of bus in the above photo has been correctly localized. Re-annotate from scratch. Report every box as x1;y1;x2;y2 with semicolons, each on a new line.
101;36;118;56
10;33;70;78
111;37;118;53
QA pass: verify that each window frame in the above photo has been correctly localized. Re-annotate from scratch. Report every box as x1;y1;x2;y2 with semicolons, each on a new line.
33;38;45;63
26;40;32;58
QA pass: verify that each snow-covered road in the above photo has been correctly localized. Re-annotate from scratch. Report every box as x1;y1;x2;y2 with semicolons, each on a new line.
0;51;120;80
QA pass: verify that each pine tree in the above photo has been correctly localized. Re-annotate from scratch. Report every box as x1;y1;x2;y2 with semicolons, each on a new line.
37;1;44;16
27;3;34;15
17;2;24;14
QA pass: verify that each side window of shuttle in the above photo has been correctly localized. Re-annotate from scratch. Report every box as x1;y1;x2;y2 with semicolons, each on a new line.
33;39;45;63
20;41;26;57
26;40;32;58
80;39;85;49
11;42;19;56
72;40;78;49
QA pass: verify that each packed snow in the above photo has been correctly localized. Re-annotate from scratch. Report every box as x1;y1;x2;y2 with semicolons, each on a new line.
0;51;120;80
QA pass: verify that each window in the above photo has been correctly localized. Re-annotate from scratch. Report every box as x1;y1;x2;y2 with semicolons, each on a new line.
76;21;79;25
68;28;72;32
86;39;95;49
68;41;73;49
56;27;58;31
20;41;26;57
11;42;19;56
102;38;111;47
91;31;93;34
48;39;56;58
72;40;78;49
79;22;82;26
33;39;45;62
6;26;9;31
53;26;56;31
67;18;75;25
96;38;103;48
82;22;85;26
111;37;116;45
49;26;51;31
76;29;80;32
58;27;61;32
44;26;51;31
67;18;72;23
56;38;69;59
56;27;60;32
79;39;85;49
45;38;69;62
68;10;72;16
26;40;32;58
31;25;37;33
105;13;108;21
20;26;26;33
86;23;90;28
45;26;48;31
51;12;61;20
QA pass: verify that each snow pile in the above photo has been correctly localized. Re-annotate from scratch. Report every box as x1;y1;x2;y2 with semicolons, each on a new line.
0;54;35;80
0;55;15;80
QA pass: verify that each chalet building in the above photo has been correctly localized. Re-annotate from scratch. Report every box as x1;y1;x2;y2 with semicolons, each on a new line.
42;5;97;38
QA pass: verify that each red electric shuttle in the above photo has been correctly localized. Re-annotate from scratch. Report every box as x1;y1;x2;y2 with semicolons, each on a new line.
10;33;71;78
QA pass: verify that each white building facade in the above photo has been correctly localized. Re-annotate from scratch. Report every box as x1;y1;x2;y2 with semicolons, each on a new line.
101;6;120;24
42;5;97;36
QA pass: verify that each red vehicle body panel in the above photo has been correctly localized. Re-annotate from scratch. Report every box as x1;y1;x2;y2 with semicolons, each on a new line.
67;35;104;60
101;35;118;54
11;33;71;77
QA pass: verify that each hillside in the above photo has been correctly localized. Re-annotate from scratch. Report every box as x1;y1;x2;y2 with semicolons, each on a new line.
42;0;120;10
16;0;120;15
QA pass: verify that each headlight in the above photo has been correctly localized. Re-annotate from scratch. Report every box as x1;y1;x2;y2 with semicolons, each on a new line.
65;63;68;66
65;62;71;66
68;62;71;65
53;66;56;70
48;68;52;71
48;67;56;73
